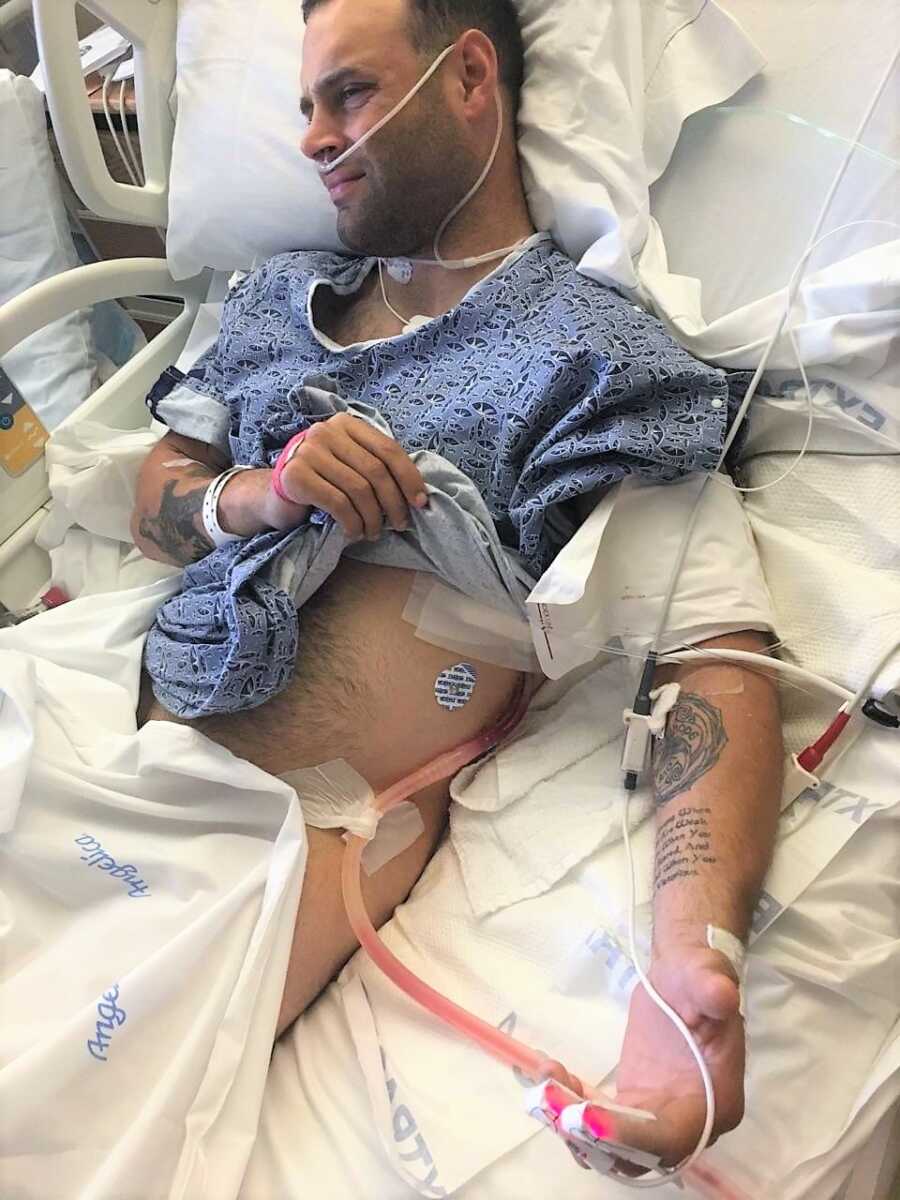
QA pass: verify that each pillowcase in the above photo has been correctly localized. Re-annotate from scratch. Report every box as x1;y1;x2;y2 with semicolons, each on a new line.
650;0;900;323
166;0;762;288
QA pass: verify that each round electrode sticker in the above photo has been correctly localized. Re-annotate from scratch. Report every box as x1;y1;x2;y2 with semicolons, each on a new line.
434;663;478;711
386;257;414;284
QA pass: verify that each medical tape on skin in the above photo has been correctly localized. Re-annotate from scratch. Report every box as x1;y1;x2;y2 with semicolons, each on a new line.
662;662;749;699
707;924;748;1018
279;760;426;876
623;683;681;742
402;574;540;673
359;801;428;875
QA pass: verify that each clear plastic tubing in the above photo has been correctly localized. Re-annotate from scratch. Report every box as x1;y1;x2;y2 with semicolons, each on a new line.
340;679;754;1199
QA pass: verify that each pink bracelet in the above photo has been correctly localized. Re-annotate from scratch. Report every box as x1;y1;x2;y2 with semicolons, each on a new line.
271;429;311;504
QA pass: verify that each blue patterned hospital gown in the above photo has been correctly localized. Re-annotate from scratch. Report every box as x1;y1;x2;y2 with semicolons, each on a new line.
153;235;737;577
146;235;743;717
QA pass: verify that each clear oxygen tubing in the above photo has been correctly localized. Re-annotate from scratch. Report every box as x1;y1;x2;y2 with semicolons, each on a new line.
613;43;900;1190
709;105;900;171
339;648;859;1198
319;44;457;177
317;43;528;277
336;40;899;1196
649;42;900;659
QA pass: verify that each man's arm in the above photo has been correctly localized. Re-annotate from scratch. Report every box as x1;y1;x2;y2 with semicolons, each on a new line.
651;629;782;955
601;630;782;1170
132;417;430;567
131;431;279;566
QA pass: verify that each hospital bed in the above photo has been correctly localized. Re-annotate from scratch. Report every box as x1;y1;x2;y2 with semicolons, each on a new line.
0;1;898;1197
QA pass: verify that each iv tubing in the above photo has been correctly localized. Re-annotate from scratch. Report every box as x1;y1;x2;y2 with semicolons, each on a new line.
336;45;899;1196
650;44;899;650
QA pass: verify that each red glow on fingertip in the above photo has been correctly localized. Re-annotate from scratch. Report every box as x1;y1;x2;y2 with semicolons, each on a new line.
583;1106;612;1141
542;1083;570;1120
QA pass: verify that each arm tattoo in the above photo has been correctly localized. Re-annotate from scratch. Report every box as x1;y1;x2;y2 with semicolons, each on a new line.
138;471;215;564
653;692;728;808
654;807;717;895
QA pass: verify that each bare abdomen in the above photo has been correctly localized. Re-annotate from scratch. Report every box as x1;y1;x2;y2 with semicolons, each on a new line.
143;561;529;791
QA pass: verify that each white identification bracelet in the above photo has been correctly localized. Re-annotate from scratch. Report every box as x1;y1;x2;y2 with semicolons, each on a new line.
201;465;254;549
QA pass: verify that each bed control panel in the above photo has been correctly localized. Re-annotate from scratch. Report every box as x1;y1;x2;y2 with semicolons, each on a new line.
0;369;48;479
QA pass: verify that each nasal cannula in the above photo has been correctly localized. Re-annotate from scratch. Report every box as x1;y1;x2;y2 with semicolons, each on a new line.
334;40;900;1197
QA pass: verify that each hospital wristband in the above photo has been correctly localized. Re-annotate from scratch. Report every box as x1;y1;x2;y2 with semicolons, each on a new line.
201;465;254;549
271;429;311;504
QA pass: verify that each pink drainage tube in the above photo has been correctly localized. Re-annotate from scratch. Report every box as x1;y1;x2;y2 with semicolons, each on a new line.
341;680;550;1078
340;680;752;1200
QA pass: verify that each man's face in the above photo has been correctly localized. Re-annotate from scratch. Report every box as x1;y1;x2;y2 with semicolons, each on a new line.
300;0;476;257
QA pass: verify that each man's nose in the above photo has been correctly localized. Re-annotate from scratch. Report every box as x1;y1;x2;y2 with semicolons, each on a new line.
301;109;344;165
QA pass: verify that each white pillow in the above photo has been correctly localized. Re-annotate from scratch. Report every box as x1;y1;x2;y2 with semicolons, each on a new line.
166;0;762;287
650;0;900;323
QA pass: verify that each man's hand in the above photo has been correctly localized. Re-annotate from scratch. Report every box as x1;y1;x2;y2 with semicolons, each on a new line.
266;414;429;541
596;946;745;1175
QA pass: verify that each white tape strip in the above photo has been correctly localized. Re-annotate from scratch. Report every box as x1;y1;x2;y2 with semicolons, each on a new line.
707;924;748;1017
280;760;426;875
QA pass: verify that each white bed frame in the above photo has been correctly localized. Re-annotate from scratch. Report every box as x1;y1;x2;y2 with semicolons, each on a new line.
0;3;897;1195
0;0;208;608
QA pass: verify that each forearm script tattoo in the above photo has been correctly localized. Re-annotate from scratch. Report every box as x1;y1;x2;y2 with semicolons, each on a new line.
653;692;728;808
654;807;716;895
138;468;215;564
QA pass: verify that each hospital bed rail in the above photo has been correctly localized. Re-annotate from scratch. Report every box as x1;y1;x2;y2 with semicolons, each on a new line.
0;258;208;603
31;0;175;228
0;0;32;34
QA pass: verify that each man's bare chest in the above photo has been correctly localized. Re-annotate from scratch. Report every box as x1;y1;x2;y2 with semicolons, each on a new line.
313;280;402;347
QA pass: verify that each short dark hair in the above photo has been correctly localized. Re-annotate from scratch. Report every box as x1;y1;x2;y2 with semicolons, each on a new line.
301;0;525;105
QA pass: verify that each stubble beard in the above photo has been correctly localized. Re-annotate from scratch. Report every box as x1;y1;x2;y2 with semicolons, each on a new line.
335;106;478;260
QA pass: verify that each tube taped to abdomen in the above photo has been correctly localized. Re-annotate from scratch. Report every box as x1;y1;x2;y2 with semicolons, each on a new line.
403;574;540;673
280;760;425;875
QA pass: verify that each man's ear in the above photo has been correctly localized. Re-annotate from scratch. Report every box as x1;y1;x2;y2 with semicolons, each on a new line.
456;29;498;114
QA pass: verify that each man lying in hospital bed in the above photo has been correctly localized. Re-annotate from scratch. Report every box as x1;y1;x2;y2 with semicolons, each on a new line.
130;0;781;1178
8;0;897;1195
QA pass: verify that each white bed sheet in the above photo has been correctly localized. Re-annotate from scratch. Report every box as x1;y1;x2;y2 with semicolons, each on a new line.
239;2;900;1190
0;583;307;1200
651;0;900;325
244;715;900;1199
637;0;899;427
239;444;900;1200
